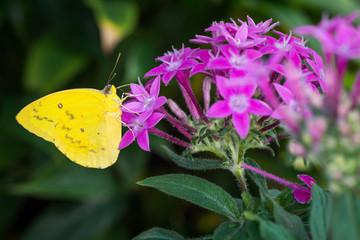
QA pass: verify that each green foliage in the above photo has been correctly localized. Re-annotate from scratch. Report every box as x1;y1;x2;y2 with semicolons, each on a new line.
133;227;184;240
164;146;225;170
137;174;241;221
310;184;330;240
213;221;247;240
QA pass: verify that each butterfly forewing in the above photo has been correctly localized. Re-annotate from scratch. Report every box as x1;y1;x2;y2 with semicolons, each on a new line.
16;88;122;168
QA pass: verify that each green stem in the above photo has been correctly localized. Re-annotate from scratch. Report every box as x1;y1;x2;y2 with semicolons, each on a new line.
234;166;248;193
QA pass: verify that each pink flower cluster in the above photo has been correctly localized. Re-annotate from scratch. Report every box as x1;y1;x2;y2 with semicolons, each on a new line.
116;14;360;203
127;16;327;146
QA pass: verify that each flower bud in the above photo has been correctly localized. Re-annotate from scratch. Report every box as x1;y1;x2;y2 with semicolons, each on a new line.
203;77;212;113
167;99;188;122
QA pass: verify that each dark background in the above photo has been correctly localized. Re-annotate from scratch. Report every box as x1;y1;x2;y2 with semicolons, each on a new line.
1;0;358;239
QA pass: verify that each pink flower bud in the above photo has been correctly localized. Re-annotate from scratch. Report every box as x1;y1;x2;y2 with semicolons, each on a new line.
167;99;188;122
203;77;212;113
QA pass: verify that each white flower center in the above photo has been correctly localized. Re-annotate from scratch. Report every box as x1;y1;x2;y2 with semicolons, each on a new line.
132;118;145;132
143;96;155;110
229;94;249;113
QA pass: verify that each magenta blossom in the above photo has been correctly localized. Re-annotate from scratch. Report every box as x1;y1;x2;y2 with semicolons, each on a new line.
292;174;317;204
207;75;272;138
119;112;164;151
122;76;167;118
144;45;198;85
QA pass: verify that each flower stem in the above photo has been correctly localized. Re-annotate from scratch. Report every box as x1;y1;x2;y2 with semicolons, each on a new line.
148;127;193;148
176;72;211;125
241;163;304;190
234;167;248;193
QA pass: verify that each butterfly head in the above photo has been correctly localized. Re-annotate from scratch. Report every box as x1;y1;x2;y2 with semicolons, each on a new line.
102;84;116;95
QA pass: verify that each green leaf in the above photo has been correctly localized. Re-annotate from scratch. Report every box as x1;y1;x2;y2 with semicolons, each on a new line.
247;220;261;240
272;199;310;240
330;192;360;240
23;197;125;240
164;146;224;170
310;184;330;240
24;34;88;94
244;158;268;193
259;220;298;240
213;221;247;240
133;227;184;240
137;174;241;220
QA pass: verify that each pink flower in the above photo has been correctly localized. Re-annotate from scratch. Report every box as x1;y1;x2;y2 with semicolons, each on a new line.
207;75;272;138
144;45;198;85
292;175;317;204
206;44;263;74
119;112;164;151
122;76;167;118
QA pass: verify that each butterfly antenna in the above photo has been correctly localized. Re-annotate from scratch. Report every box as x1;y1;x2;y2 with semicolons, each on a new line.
107;52;121;86
116;83;131;90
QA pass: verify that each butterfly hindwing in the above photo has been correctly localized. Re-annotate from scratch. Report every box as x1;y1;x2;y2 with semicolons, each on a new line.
16;88;122;168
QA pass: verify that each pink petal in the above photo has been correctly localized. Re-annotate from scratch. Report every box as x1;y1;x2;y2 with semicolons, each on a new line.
144;65;167;78
220;44;238;59
274;83;294;105
292;189;312;204
190;63;206;75
138;111;152;123
239;84;257;98
246;49;263;61
118;130;136;150
179;59;198;70
122;101;144;113
130;84;148;102
271;106;287;120
289;49;301;68
236;22;248;43
149;76;161;98
153;96;167;109
146;112;164;128
233;113;250;139
121;112;137;124
216;76;232;99
207;58;232;70
297;174;317;189
137;129;150;151
162;71;177;85
207;100;232;118
248;99;272;115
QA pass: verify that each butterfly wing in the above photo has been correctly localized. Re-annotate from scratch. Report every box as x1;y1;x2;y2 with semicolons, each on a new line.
16;88;122;168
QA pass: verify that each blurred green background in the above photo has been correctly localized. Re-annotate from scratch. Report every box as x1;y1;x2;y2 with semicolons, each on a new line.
1;0;358;239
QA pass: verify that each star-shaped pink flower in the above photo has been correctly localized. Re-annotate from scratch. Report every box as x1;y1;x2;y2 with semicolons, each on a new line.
207;75;272;138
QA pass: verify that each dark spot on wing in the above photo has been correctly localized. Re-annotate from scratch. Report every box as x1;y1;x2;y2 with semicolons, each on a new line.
101;147;105;151
62;125;71;131
80;128;84;132
89;149;96;153
33;108;38;113
33;115;54;123
58;103;63;108
65;111;75;120
97;133;100;135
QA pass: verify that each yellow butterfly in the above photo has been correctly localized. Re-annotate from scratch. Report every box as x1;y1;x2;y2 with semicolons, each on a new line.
16;84;123;169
